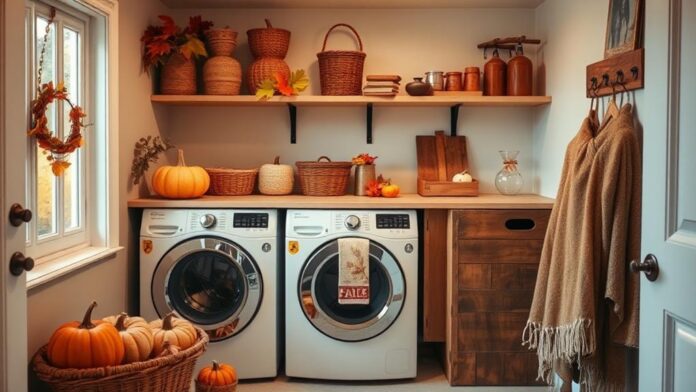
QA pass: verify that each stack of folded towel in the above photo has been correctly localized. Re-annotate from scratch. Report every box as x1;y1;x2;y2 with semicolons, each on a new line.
363;75;401;96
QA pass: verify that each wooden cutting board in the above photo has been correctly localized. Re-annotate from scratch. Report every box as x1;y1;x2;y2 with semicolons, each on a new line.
416;130;478;196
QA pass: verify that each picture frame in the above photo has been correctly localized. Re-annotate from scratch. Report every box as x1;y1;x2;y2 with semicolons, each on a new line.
604;0;642;58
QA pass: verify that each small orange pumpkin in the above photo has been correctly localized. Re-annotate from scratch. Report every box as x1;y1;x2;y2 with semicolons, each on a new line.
152;149;210;199
103;312;154;364
149;313;197;356
47;301;125;368
197;360;238;386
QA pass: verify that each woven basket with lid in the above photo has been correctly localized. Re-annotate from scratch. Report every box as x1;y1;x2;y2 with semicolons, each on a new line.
296;156;352;196
247;18;290;59
32;328;209;392
317;23;366;96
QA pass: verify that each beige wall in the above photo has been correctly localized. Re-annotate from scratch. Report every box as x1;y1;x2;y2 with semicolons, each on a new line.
532;0;644;197
165;7;539;194
26;0;167;388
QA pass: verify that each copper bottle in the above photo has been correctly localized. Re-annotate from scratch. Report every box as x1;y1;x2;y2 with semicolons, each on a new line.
483;49;506;96
507;45;533;96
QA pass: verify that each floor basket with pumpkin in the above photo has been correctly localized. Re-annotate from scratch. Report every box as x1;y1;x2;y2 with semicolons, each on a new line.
32;303;209;392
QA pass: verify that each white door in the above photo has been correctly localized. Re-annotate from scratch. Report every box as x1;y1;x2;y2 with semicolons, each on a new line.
0;0;29;390
640;0;696;390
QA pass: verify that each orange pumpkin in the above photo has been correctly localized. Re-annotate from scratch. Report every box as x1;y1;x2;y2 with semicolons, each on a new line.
152;149;210;199
197;360;238;386
381;183;400;198
103;312;154;364
47;301;125;368
149;313;197;356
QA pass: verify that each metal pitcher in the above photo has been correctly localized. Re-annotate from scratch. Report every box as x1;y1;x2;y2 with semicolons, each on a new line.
425;71;444;91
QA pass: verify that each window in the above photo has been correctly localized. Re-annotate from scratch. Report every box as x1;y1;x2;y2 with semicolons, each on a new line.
25;1;90;261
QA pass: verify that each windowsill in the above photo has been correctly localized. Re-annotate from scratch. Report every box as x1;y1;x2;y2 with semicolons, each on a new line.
26;246;124;290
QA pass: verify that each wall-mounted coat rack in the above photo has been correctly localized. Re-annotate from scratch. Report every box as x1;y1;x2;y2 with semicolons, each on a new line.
477;35;541;55
586;48;644;98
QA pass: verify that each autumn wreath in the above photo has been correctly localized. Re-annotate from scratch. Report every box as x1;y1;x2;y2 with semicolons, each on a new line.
28;8;86;176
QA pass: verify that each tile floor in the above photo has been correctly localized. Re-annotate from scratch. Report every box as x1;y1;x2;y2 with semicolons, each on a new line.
239;346;547;391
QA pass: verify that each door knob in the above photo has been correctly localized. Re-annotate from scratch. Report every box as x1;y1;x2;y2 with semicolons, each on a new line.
9;252;34;276
9;203;32;227
630;254;659;282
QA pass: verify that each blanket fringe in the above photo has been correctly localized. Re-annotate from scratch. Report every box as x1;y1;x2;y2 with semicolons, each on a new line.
522;318;596;384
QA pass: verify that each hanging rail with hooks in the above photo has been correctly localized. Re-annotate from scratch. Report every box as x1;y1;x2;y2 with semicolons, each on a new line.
586;48;644;98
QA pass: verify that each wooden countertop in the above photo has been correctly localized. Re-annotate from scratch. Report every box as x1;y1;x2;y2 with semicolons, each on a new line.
128;193;554;209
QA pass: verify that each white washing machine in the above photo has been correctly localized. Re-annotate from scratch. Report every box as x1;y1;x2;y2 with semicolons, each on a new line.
285;210;418;380
140;209;279;379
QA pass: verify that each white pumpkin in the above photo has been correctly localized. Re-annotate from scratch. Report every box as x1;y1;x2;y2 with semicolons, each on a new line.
258;156;294;195
452;171;473;183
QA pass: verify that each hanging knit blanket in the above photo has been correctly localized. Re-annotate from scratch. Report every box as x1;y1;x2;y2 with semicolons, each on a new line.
523;104;641;391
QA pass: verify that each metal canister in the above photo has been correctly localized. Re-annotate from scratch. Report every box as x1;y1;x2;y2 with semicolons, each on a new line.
425;71;444;91
483;49;506;96
507;45;533;96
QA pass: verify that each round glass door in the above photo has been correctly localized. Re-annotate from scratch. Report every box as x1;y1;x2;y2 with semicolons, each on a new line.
152;237;262;341
298;238;406;342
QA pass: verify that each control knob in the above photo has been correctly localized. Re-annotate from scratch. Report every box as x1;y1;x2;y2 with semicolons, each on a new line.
200;214;217;229
345;215;361;230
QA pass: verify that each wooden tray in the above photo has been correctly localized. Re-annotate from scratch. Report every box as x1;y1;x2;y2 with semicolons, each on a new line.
416;130;479;197
418;178;479;196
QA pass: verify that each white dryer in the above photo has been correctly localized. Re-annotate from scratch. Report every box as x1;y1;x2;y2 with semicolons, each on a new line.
285;210;418;380
140;209;278;379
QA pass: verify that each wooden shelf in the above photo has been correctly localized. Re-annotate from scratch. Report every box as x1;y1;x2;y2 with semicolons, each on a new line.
128;193;554;210
160;0;546;10
151;94;552;107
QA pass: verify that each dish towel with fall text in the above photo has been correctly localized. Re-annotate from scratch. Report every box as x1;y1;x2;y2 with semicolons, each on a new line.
523;103;641;392
338;238;370;305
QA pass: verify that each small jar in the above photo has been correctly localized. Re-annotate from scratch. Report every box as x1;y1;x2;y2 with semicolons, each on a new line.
464;67;481;91
495;150;523;195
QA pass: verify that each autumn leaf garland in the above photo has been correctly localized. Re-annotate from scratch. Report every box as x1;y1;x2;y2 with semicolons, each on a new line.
256;69;310;100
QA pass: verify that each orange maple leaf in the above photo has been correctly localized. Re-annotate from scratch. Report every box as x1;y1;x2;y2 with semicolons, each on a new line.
275;72;293;96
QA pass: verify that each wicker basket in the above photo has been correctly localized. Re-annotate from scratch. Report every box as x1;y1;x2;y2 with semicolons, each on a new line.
247;19;290;59
296;156;352;196
206;168;258;196
33;328;209;392
317;23;366;96
161;53;197;95
195;380;238;392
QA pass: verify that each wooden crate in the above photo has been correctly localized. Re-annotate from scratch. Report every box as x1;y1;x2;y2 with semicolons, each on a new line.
445;209;550;386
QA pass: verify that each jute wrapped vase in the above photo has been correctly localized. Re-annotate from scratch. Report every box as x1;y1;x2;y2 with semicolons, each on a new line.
203;28;242;95
160;53;197;95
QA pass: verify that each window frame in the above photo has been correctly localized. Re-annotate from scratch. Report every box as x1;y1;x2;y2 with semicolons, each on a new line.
25;1;92;260
23;0;121;288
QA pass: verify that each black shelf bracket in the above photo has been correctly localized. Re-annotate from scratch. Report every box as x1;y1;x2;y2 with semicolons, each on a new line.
450;104;462;136
288;104;297;144
366;103;373;144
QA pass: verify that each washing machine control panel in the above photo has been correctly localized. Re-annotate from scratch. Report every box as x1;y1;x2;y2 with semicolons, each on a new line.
376;214;410;229
233;213;269;228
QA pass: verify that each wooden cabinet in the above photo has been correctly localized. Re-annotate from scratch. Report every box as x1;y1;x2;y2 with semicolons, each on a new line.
445;209;550;386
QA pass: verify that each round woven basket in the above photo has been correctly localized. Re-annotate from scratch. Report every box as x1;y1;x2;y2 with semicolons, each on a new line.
317;23;366;96
195;380;238;392
161;53;197;95
205;168;258;196
205;28;238;57
32;328;209;392
247;57;290;94
296;156;352;196
247;19;290;59
204;56;242;95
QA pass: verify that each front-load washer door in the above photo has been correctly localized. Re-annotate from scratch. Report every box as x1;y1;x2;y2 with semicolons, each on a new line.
299;238;405;342
152;237;262;342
